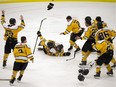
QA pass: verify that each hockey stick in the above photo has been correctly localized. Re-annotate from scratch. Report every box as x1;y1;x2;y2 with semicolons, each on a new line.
33;18;47;54
0;79;10;81
66;52;76;61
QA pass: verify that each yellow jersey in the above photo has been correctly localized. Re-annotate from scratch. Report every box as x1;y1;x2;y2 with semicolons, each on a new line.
93;40;114;55
83;25;98;40
95;29;116;42
13;43;34;63
1;15;25;40
63;19;80;35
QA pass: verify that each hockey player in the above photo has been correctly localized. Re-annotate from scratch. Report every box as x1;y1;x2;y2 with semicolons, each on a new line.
9;36;34;85
93;35;114;78
1;10;25;68
95;23;116;68
60;16;84;52
37;31;70;56
79;16;98;65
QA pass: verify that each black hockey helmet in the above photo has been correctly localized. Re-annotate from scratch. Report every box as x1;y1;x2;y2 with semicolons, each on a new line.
85;16;91;25
96;16;102;22
78;68;84;73
82;69;89;75
66;16;72;20
9;18;16;25
47;3;54;10
85;16;91;22
78;74;85;81
56;44;64;52
47;40;55;49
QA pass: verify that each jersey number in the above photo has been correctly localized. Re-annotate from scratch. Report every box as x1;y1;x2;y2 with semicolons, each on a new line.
98;31;109;40
5;30;13;37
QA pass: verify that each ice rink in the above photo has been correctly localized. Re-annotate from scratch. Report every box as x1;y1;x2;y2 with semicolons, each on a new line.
0;2;116;87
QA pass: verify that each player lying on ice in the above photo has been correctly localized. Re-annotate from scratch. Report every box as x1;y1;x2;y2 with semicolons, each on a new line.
37;31;71;56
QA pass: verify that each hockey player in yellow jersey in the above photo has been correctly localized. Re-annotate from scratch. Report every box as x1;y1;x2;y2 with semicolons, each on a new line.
79;16;98;65
9;36;34;85
60;16;84;52
93;35;114;78
37;31;70;56
95;23;116;68
1;10;25;68
95;27;116;43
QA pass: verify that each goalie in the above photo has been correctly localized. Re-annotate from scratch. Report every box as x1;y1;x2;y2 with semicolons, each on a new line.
37;31;71;56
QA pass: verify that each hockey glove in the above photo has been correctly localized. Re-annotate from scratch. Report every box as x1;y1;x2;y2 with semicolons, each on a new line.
30;58;34;63
37;31;42;37
63;52;71;56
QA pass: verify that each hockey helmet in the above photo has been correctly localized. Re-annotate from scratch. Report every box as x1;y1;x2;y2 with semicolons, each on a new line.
85;16;91;25
78;74;85;81
47;3;54;10
82;69;89;75
9;18;16;25
78;69;84;74
85;16;91;22
56;44;64;52
47;40;55;49
66;16;72;20
96;16;101;22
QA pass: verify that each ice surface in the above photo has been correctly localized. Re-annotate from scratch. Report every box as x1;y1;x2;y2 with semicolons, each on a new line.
0;2;116;87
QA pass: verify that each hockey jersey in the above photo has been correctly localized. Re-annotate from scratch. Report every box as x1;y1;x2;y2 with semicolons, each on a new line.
1;15;25;40
13;43;34;63
93;40;114;55
95;29;116;43
82;24;98;40
63;19;81;35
